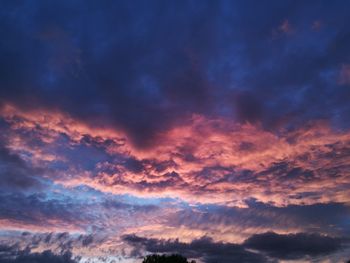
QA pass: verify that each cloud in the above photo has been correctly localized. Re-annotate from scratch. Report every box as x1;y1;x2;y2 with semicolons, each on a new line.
122;234;269;263
1;1;350;147
123;231;349;262
164;201;350;243
1;104;350;207
0;193;87;232
244;232;347;260
0;189;166;235
0;143;43;191
0;244;78;263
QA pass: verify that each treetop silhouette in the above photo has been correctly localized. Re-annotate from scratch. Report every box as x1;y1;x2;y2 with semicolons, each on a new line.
142;254;196;263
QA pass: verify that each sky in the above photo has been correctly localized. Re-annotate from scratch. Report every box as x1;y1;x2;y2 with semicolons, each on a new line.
0;1;350;262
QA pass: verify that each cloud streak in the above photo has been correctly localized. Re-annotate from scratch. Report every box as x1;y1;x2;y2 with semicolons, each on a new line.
123;232;349;263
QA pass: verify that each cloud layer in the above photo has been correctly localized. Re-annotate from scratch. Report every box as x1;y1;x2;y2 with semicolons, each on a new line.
1;1;350;262
123;232;348;262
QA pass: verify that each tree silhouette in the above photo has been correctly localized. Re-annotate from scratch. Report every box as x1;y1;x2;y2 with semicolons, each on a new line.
142;254;196;263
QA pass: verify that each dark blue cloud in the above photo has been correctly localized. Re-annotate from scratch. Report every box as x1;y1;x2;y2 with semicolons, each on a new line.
123;234;269;263
0;193;86;227
1;1;350;147
124;231;348;262
0;244;78;263
169;201;350;237
244;232;347;260
0;144;43;191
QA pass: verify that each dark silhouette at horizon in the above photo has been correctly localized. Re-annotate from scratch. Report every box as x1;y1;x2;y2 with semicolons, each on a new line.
142;254;196;263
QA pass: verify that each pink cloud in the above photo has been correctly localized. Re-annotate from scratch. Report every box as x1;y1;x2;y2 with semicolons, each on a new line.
338;64;350;85
1;104;350;208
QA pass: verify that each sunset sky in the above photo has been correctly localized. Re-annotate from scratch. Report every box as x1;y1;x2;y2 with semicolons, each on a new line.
0;1;350;262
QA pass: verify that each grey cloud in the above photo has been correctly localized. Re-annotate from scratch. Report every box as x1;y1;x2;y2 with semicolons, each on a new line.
122;234;270;263
244;232;347;260
0;244;78;263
